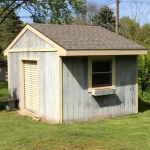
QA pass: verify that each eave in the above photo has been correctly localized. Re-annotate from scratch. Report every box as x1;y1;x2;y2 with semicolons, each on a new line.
64;49;147;56
4;24;148;57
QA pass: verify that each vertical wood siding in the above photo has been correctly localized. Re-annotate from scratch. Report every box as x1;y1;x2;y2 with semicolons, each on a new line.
11;30;54;49
62;56;136;123
9;52;58;123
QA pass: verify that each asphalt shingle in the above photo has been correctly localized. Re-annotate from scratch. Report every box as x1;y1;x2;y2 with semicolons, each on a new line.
29;23;146;50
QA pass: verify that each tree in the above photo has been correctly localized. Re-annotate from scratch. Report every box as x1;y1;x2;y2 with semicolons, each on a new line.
120;17;150;49
72;2;99;26
92;6;115;32
138;55;150;92
120;17;140;42
0;11;24;51
86;2;98;25
48;0;86;25
140;24;150;49
0;0;49;24
72;16;86;25
0;46;4;60
0;0;86;25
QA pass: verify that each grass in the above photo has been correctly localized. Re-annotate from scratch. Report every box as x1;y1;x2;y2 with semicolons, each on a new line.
0;81;9;110
0;82;150;150
0;81;8;99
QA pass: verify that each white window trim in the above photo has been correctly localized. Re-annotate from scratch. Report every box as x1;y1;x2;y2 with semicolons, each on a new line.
88;56;116;93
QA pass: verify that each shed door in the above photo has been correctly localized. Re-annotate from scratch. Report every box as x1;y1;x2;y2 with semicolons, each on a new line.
24;61;39;114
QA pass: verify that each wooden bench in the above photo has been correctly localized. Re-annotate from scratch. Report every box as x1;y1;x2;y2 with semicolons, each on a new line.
2;98;19;110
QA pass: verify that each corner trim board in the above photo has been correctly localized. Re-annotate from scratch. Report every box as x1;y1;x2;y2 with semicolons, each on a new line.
135;55;138;114
7;53;10;96
58;54;62;124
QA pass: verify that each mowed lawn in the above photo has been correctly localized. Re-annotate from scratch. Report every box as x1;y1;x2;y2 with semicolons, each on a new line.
0;82;150;150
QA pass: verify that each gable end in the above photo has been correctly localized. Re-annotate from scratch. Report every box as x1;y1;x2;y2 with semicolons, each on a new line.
11;30;54;50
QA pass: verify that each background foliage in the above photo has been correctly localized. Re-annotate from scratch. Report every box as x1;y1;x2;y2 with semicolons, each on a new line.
92;6;115;32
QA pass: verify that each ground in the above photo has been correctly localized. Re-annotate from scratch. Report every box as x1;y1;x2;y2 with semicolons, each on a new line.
0;82;150;150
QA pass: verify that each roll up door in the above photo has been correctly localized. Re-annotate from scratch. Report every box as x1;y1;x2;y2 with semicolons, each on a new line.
24;61;39;114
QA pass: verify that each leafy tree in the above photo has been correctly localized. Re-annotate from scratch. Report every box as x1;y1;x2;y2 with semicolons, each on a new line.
92;6;115;31
0;11;24;52
0;0;49;24
72;15;86;25
140;24;150;49
0;0;86;25
0;46;3;60
120;17;140;42
120;17;150;49
138;55;150;92
48;0;86;25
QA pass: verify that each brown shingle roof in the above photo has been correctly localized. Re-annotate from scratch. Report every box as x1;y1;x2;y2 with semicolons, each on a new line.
29;23;146;50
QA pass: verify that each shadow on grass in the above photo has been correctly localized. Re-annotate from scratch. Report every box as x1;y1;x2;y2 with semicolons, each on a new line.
138;98;150;113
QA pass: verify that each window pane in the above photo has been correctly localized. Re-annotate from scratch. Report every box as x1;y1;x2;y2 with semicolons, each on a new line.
92;73;112;87
92;59;112;87
92;60;112;72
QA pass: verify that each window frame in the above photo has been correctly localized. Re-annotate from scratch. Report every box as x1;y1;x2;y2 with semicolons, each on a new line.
88;56;116;93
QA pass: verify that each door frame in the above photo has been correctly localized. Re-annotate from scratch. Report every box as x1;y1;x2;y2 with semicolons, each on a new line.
20;57;40;115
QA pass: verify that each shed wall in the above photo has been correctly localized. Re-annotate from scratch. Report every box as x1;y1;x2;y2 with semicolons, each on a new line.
62;56;136;123
9;52;58;123
11;30;54;49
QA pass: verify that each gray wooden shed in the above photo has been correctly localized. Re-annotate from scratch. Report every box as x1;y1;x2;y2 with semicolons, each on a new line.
4;24;147;124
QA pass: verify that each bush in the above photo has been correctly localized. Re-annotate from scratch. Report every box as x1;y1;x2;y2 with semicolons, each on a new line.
139;86;150;102
138;55;150;91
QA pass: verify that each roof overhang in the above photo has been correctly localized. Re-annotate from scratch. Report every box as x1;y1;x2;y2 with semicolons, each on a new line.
4;24;148;56
4;24;67;56
64;49;147;56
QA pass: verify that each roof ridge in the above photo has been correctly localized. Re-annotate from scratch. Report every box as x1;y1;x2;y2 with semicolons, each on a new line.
29;23;106;28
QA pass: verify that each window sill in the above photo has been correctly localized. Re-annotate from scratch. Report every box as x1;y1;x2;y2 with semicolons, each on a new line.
92;88;116;96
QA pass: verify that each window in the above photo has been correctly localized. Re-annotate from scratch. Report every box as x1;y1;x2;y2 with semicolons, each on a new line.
88;56;116;92
92;60;112;87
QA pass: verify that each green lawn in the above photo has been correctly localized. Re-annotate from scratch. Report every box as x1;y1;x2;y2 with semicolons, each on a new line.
0;82;150;150
0;81;9;110
0;81;9;99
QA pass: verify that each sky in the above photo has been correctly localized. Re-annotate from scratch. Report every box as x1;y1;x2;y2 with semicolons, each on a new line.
17;0;150;26
88;0;150;25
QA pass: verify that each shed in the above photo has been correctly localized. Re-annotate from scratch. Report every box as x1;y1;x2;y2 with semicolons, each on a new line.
4;24;147;123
